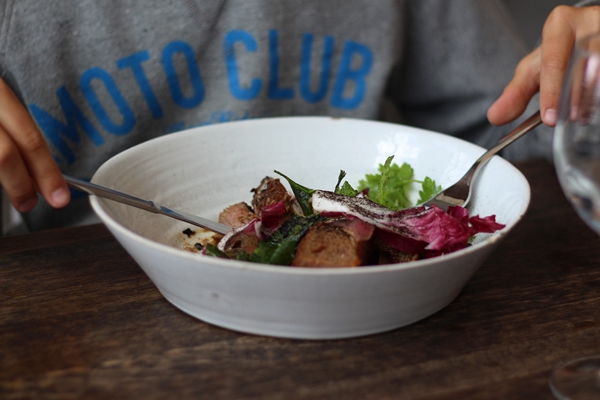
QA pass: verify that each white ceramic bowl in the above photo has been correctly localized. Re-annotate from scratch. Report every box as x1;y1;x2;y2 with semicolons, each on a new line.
90;117;530;339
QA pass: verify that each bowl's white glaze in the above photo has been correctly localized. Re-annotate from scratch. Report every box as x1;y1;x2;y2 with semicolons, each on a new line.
90;117;530;339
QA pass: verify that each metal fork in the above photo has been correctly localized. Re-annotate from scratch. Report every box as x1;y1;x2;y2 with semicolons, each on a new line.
64;175;232;235
421;111;543;211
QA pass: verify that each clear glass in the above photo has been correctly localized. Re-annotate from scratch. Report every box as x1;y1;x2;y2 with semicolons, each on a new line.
550;356;600;399
551;32;600;399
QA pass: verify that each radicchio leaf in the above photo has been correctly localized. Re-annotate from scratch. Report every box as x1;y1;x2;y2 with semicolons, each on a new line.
311;190;505;255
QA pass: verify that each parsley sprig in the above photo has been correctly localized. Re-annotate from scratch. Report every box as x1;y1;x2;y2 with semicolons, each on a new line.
357;156;441;210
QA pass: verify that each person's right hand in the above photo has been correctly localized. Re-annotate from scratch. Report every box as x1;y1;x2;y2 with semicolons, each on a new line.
0;78;70;212
488;5;600;127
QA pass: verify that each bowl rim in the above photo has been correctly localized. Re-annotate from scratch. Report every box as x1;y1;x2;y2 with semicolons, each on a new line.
89;116;531;276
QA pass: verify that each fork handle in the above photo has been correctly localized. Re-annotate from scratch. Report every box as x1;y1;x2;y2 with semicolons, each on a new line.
464;111;543;183
64;175;232;235
424;111;543;209
478;111;543;167
453;111;543;202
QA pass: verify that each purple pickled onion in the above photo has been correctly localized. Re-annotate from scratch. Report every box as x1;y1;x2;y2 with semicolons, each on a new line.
217;201;288;251
256;201;288;234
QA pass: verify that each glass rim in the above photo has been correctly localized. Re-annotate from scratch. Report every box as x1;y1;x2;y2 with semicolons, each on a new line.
550;354;600;373
549;355;600;399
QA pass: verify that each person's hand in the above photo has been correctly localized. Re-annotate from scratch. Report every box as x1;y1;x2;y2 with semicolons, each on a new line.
0;78;69;212
488;5;600;127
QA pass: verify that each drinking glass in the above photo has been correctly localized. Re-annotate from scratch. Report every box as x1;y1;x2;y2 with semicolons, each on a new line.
551;32;600;399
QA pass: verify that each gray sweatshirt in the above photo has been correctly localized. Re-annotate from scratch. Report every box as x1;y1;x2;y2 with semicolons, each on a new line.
0;0;549;231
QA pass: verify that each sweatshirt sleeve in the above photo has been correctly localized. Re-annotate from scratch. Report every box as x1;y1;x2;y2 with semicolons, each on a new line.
386;0;551;162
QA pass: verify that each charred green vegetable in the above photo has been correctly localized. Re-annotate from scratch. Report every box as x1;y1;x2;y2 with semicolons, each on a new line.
238;214;323;265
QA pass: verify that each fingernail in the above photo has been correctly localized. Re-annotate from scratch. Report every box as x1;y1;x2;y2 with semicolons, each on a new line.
51;187;70;207
16;197;38;212
544;109;557;125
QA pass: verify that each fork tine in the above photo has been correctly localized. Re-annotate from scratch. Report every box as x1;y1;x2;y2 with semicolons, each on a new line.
420;111;542;211
422;182;468;211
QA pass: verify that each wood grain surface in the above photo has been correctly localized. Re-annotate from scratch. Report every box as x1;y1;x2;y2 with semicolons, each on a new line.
2;158;600;400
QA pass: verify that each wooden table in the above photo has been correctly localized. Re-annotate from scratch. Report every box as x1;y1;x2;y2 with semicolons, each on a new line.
2;158;600;399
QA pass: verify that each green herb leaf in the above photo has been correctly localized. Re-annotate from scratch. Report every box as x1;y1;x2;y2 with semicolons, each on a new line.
357;156;441;210
417;176;442;205
204;244;229;258
338;181;358;197
376;155;394;205
334;170;358;197
247;240;278;264
358;158;414;210
249;240;298;265
274;170;314;216
334;170;346;193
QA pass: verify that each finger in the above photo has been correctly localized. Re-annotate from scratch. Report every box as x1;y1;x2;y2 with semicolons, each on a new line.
0;79;69;208
0;125;38;211
539;7;579;126
487;50;541;126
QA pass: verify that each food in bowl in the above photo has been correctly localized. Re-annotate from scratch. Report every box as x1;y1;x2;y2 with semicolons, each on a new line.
181;157;505;268
89;117;530;339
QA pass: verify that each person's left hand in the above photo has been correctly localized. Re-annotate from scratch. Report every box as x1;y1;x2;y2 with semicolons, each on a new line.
487;5;600;127
0;78;70;213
